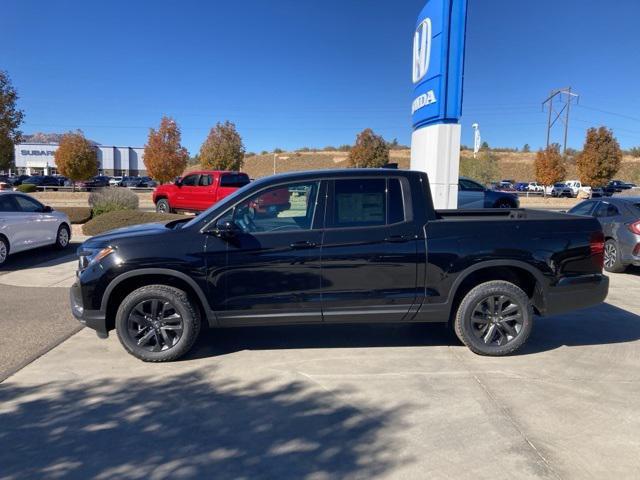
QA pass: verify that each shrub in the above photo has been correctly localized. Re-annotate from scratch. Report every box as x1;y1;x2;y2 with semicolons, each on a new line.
88;188;139;216
55;206;92;224
82;210;187;236
16;184;37;193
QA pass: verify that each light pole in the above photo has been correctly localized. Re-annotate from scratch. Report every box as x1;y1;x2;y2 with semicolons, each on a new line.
273;153;277;175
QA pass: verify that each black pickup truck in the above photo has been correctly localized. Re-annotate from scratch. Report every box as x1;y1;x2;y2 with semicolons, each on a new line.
71;169;608;361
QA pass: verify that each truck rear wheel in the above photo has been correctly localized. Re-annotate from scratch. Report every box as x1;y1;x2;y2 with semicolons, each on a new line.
454;280;533;356
115;285;201;362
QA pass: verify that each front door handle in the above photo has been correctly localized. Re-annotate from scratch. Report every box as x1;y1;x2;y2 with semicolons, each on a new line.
290;240;317;249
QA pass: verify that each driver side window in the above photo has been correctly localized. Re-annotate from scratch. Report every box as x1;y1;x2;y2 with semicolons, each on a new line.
181;174;199;187
230;181;319;233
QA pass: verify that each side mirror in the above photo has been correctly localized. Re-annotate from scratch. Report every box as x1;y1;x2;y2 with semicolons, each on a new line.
175;178;182;187
210;220;239;239
42;205;53;213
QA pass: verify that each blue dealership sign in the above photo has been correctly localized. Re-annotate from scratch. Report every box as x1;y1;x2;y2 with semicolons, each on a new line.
411;0;468;130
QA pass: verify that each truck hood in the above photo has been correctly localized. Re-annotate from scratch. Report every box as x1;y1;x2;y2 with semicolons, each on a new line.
84;221;176;248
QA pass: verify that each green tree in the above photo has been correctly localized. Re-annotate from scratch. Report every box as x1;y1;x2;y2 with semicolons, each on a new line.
534;145;566;190
144;116;189;184
0;71;25;172
199;121;245;171
459;150;499;185
522;144;531;153
576;127;622;186
348;128;389;168
54;131;99;189
481;141;490;150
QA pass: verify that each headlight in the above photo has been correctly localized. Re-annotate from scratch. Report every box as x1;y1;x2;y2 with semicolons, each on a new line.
78;246;115;270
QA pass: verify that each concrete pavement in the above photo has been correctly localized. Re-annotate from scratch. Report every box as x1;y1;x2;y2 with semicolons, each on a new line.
1;268;639;479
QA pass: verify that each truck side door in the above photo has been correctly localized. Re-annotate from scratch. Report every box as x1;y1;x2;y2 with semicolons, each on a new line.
320;176;419;322
175;173;200;211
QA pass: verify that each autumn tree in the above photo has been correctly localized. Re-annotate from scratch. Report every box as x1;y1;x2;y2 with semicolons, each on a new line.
144;116;189;183
348;128;389;168
0;71;25;172
576;127;622;186
54;131;98;188
534;145;566;188
199;121;245;171
459;150;499;185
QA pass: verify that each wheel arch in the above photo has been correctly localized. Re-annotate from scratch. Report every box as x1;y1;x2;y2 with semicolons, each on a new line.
447;261;546;322
101;268;215;332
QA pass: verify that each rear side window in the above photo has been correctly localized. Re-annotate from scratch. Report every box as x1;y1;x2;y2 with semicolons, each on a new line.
388;178;405;224
331;179;386;227
569;201;596;216
199;175;212;186
595;203;620;217
220;173;250;188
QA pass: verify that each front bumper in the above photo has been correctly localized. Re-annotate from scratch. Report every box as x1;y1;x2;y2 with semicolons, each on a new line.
70;280;109;338
544;274;609;316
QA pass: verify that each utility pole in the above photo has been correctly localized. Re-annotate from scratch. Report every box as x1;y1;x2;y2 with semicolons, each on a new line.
542;87;579;154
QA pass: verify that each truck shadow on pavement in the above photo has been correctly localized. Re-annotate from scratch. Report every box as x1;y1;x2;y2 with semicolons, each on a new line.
186;302;640;359
0;371;412;479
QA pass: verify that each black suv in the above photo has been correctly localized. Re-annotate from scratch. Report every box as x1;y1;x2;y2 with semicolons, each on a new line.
71;169;607;362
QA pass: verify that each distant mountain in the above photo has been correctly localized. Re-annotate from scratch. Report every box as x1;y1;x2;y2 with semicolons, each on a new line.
21;132;100;145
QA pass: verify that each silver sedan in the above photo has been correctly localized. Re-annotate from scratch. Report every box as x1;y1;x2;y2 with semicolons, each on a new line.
0;192;71;267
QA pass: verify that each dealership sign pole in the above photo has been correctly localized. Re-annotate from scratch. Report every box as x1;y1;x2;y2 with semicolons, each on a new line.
410;0;468;209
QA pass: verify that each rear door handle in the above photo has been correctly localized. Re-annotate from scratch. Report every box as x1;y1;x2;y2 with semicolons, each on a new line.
385;234;412;243
290;241;317;249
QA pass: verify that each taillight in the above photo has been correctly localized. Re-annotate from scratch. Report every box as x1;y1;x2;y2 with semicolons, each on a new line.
628;221;640;235
590;231;605;269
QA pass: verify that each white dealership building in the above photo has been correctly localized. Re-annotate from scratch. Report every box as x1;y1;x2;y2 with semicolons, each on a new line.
13;143;148;177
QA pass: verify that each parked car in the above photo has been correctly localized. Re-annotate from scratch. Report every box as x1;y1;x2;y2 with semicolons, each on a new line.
568;197;640;273
122;176;156;188
607;180;634;192
0;192;71;266
109;176;124;187
7;175;31;187
22;175;61;189
153;171;251;213
527;182;544;192
458;177;520;209
76;176;111;190
53;175;69;186
514;182;529;192
70;169;607;362
564;180;582;197
551;183;573;198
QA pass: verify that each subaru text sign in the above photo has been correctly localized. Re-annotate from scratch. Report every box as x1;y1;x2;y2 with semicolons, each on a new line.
411;0;468;130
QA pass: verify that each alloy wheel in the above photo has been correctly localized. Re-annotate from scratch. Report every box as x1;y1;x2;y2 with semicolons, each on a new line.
470;294;523;347
604;243;617;269
127;299;184;352
0;241;7;264
58;228;69;247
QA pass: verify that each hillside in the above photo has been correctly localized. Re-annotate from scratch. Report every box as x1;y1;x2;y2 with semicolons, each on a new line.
187;149;640;184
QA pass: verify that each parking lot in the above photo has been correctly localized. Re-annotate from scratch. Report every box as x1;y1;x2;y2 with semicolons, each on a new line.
1;245;639;479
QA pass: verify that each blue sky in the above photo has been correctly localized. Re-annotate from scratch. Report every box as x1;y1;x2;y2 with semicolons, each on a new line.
3;0;640;153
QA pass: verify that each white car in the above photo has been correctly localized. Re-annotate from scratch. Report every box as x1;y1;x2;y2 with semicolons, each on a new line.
527;182;544;192
109;176;123;187
565;180;582;197
0;192;71;266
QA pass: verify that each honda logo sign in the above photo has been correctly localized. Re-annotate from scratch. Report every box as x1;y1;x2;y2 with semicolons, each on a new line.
413;18;432;83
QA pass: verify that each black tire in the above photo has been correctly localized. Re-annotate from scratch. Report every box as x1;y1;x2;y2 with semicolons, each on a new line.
156;198;172;214
454;280;533;356
54;224;70;250
115;285;201;362
604;239;626;273
0;236;9;267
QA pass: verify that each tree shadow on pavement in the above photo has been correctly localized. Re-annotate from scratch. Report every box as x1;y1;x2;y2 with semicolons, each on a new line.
521;302;640;354
0;371;412;479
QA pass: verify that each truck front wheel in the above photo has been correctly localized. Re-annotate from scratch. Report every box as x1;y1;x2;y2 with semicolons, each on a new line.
454;280;533;356
156;199;172;214
115;285;201;362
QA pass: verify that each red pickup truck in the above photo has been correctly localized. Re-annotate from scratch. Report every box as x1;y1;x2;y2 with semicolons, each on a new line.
153;171;251;213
